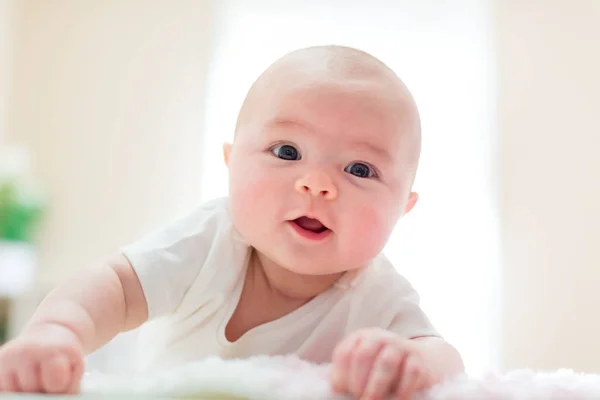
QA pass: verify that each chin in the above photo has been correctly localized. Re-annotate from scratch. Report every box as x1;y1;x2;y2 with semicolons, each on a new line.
279;258;345;276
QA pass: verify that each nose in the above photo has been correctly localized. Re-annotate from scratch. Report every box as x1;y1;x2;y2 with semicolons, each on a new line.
295;170;338;200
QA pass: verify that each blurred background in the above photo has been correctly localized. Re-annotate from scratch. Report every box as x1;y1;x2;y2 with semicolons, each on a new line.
0;0;599;377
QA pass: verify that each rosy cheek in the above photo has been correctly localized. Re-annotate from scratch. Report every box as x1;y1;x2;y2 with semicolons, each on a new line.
229;159;290;229
233;163;281;202
345;203;391;261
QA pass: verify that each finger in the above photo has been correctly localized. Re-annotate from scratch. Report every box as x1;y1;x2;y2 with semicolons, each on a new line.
395;356;422;400
396;374;423;400
0;370;6;392
40;355;71;394
362;345;403;400
349;338;384;398
0;371;20;393
66;357;85;395
16;360;41;393
331;334;361;393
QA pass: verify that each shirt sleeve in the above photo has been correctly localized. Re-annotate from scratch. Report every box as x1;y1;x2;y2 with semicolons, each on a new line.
387;285;440;339
120;198;230;320
365;257;440;339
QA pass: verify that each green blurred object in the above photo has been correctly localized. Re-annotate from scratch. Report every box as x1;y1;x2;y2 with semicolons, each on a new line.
0;178;46;243
0;314;6;345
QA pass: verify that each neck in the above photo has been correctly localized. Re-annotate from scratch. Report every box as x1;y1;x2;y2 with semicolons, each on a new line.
251;249;343;301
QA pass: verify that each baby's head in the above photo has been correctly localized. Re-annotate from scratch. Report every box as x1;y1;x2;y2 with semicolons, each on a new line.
224;45;421;276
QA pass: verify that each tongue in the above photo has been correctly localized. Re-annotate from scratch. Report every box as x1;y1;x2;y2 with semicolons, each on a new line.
295;217;326;232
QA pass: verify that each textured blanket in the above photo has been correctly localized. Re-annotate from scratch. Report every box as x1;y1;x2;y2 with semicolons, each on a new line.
81;355;600;399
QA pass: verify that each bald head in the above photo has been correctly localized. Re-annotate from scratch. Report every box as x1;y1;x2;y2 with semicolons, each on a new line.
236;45;420;136
232;45;422;185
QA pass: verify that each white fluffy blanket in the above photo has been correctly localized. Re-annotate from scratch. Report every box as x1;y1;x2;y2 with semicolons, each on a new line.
81;355;600;399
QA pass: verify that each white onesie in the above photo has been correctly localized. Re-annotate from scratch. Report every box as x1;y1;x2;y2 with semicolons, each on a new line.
121;197;438;370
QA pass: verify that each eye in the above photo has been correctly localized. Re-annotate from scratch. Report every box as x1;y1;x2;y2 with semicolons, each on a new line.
344;162;375;178
271;144;301;161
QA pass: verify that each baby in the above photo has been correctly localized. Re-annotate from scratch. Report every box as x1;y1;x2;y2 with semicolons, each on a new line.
0;45;463;399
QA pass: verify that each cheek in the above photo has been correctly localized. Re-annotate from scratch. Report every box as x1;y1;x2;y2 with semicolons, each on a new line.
228;158;288;234
230;160;283;205
343;196;400;261
346;207;386;254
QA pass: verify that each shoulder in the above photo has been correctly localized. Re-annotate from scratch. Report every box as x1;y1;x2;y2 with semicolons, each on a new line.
340;255;422;322
342;255;437;338
121;196;244;277
351;254;419;302
167;196;233;237
125;197;236;252
120;197;246;318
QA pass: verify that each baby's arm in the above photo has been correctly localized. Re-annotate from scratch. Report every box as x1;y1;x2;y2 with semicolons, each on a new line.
330;270;464;400
25;255;148;352
0;255;148;394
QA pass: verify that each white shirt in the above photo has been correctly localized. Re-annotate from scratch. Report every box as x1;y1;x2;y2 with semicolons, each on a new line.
122;197;438;371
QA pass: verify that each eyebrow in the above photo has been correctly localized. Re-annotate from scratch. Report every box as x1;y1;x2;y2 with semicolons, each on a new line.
353;141;393;164
267;117;313;131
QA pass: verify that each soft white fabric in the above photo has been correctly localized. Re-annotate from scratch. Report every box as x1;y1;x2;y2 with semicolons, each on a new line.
121;197;437;370
81;355;600;400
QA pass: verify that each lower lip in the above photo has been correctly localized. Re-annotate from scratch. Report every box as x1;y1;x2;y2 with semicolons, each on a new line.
288;221;332;241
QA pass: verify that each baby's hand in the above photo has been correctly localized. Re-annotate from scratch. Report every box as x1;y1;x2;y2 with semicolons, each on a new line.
0;323;84;394
330;328;437;400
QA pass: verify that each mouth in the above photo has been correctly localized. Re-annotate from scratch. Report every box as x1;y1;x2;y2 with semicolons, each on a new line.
289;216;332;241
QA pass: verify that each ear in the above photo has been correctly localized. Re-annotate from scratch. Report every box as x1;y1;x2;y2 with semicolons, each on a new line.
223;142;232;166
403;192;419;214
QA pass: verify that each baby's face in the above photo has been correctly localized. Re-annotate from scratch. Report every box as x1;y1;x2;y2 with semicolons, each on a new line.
226;75;419;276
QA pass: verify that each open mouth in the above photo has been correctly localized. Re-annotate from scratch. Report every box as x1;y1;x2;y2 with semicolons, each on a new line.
289;216;331;240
